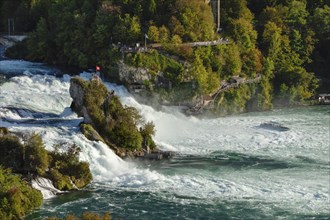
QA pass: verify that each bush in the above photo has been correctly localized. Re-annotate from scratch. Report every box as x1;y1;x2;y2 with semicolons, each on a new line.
24;133;49;176
0;129;92;192
0;132;25;172
0;167;42;220
49;144;92;190
48;169;74;191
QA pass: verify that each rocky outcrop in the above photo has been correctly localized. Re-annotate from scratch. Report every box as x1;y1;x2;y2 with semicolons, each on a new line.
118;61;151;84
69;77;93;124
80;123;105;142
69;77;174;160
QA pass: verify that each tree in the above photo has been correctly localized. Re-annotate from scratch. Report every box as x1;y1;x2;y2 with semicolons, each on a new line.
24;133;49;176
158;25;170;44
113;14;141;43
147;25;160;42
27;17;49;61
286;0;309;29
311;5;330;37
140;122;156;151
262;21;282;59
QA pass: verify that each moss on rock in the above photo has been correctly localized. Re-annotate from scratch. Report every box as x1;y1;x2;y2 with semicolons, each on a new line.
80;123;105;142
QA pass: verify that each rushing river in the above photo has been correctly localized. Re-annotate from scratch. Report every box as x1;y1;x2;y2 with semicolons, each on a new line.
0;57;329;220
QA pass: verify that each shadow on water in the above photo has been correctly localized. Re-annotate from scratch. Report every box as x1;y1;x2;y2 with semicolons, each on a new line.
0;107;82;128
147;150;329;173
25;190;94;220
25;188;330;220
2;106;59;118
164;152;296;170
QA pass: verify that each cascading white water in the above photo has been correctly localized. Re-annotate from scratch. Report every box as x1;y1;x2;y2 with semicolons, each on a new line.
0;65;329;218
0;72;166;187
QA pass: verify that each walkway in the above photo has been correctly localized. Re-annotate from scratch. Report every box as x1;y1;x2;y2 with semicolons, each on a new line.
149;38;229;49
120;38;230;54
186;74;262;115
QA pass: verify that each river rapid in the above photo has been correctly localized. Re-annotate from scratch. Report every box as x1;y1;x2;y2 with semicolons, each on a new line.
0;57;329;219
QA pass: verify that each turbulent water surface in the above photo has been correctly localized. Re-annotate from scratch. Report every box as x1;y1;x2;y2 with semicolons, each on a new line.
0;57;329;219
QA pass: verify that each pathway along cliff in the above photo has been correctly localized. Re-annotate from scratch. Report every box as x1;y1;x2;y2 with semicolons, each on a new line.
186;74;262;115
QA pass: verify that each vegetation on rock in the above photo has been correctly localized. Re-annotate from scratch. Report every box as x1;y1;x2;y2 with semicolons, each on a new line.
70;77;156;153
0;128;93;218
0;128;92;191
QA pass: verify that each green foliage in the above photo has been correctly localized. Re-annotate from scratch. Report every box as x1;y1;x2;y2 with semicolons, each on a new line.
0;129;92;192
214;84;252;116
49;143;92;190
27;17;50;62
113;14;142;44
130;50;185;83
191;54;220;95
0;167;43;220
311;5;330;37
140;122;157;151
24;133;49;176
0;132;25;172
75;78;156;151
176;0;215;41
80;123;104;142
257;1;319;106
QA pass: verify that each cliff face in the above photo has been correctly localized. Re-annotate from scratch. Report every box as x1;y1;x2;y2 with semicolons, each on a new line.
69;77;93;124
118;61;151;84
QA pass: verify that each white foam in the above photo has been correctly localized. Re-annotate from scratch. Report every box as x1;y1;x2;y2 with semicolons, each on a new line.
31;177;63;199
0;60;58;75
0;75;71;114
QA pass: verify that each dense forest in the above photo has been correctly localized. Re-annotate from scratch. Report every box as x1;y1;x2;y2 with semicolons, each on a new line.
1;0;329;115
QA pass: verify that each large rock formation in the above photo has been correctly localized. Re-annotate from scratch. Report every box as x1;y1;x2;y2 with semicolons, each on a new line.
69;76;173;160
69;77;93;124
118;61;151;84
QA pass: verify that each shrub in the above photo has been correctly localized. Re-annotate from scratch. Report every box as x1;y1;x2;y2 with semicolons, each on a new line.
0;167;42;220
0;131;25;172
49;144;92;189
24;133;50;176
48;169;74;191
